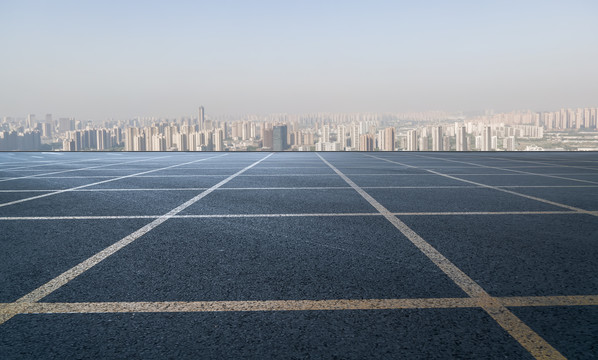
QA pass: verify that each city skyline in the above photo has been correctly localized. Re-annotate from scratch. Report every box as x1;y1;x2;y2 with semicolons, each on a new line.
2;1;597;119
2;105;597;152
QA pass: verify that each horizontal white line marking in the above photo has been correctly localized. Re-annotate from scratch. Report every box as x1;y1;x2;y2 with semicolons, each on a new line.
368;155;597;217
319;153;565;360
2;295;596;315
0;211;581;221
2;185;598;193
4;154;273;318
0;155;229;208
14;172;598;180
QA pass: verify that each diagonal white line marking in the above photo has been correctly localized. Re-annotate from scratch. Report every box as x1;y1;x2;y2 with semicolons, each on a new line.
0;157;98;171
0;154;229;208
414;154;598;185
366;155;597;217
316;153;565;360
484;155;598;171
0;155;172;183
0;153;274;326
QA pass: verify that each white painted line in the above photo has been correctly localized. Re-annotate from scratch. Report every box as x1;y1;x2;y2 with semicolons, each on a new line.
0;211;579;221
1;157;103;172
21;172;598;179
485;155;598;171
2;184;598;194
0;155;170;183
415;154;598;186
4;153;274;320
316;153;565;360
366;155;597;217
2;295;596;315
0;154;229;208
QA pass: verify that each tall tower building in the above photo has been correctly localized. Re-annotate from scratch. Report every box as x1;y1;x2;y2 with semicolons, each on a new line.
322;125;330;143
419;136;428;151
272;125;287;151
358;134;374;151
198;106;205;130
213;129;224;151
350;124;360;149
456;126;467;151
407;130;417;151
382;127;395;151
125;127;137;151
482;126;492;151
432;126;443;151
262;128;273;149
338;125;347;150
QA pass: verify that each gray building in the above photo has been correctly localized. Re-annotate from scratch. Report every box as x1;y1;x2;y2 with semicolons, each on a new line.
273;125;287;151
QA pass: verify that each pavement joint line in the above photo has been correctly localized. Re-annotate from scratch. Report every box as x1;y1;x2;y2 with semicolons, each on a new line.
0;154;230;208
317;153;565;360
367;154;598;218
0;153;274;326
0;211;579;221
2;185;598;193
20;172;598;179
0;157;115;182
483;155;598;171
414;154;598;186
0;158;92;171
0;155;181;183
1;295;596;316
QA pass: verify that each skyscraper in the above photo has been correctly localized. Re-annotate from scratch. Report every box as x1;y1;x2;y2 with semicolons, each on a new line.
273;125;287;151
407;130;417;151
381;127;395;151
432;126;443;151
482;126;492;151
198;106;205;130
358;134;374;151
213;128;224;151
456;126;467;151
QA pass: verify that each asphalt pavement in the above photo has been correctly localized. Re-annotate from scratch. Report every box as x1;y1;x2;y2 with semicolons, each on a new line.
0;151;597;359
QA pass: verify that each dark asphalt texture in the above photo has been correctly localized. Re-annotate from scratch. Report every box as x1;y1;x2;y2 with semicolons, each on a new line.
1;151;597;359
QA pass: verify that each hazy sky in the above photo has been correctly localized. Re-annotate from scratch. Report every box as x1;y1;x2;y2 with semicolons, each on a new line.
1;0;597;120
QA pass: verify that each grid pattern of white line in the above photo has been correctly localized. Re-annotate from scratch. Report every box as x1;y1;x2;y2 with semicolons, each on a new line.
484;155;598;171
0;153;274;325
0;154;229;208
414;154;598;185
0;157;100;172
316;153;565;360
0;157;147;182
2;184;598;194
1;153;595;359
366;154;598;217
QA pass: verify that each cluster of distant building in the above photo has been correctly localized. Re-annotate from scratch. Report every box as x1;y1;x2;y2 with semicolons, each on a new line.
0;107;596;151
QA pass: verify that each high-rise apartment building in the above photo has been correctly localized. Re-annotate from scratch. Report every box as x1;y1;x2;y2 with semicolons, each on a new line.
338;125;347;150
213;129;224;151
350;124;360;149
359;134;374;151
407;130;417;151
419;135;428;151
456;126;467;151
482;126;492;151
380;127;395;151
432;126;443;151
322;125;330;143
